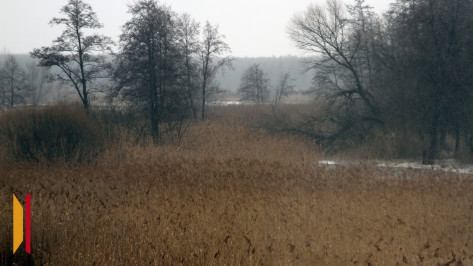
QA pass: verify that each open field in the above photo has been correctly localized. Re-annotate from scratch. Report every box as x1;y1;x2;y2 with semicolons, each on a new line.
1;105;473;265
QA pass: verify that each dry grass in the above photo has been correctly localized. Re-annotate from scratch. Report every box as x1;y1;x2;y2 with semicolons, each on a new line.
1;105;473;265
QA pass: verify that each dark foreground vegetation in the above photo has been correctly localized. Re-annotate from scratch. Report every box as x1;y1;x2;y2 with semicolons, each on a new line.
0;105;104;162
1;105;473;265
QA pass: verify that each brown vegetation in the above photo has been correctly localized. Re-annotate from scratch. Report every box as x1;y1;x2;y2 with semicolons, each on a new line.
0;105;104;162
1;105;473;265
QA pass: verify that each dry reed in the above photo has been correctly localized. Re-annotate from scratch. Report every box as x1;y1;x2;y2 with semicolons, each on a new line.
1;105;472;265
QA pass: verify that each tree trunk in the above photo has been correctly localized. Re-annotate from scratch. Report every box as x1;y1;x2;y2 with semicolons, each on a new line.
77;27;89;109
201;64;208;122
10;86;14;108
455;123;460;152
201;48;211;122
189;94;197;120
425;113;439;164
201;84;206;121
151;107;159;142
82;91;89;109
439;129;446;149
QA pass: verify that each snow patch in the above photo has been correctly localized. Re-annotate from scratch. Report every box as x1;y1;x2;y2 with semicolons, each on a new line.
318;160;338;165
318;159;473;174
376;161;473;174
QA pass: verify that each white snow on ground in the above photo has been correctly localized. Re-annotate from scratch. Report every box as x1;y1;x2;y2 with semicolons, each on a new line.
318;160;339;165
209;101;243;106
318;159;473;174
376;161;473;174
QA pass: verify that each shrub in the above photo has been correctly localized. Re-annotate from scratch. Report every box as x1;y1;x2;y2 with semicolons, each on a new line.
0;105;104;162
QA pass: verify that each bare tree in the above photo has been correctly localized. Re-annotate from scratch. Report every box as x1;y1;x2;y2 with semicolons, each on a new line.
0;55;26;108
112;0;186;141
0;61;5;108
31;0;112;108
284;0;385;144
239;64;270;104
274;72;295;104
384;0;473;162
177;13;200;120
288;0;381;121
25;62;50;106
200;22;233;121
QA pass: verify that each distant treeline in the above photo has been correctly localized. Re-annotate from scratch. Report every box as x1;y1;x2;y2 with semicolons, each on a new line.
0;54;315;92
216;56;314;91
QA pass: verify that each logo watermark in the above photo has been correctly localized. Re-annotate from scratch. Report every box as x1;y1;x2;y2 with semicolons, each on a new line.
13;194;31;254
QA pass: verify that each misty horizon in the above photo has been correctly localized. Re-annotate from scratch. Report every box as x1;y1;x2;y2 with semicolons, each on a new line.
0;0;392;57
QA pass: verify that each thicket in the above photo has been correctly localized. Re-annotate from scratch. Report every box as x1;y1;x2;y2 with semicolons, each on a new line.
285;0;473;163
0;105;104;162
0;104;203;163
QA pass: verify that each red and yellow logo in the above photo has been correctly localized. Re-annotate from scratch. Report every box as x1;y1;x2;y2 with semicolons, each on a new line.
13;194;31;254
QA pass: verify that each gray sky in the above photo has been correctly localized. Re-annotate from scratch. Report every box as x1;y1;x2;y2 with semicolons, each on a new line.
0;0;392;57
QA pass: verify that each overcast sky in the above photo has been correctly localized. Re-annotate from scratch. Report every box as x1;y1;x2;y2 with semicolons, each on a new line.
0;0;392;57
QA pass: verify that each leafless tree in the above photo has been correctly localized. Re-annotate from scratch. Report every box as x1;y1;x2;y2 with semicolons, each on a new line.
31;0;112;108
285;0;473;161
274;72;295;104
384;0;473;162
286;0;384;142
200;22;233;121
177;13;200;120
239;64;270;104
0;55;26;108
25;62;50;106
0;62;5;108
112;0;186;141
290;0;382;116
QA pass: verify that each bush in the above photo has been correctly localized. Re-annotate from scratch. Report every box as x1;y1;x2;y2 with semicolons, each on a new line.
0;105;104;162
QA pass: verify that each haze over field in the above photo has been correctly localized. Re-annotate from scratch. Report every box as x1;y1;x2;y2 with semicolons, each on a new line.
0;54;315;92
